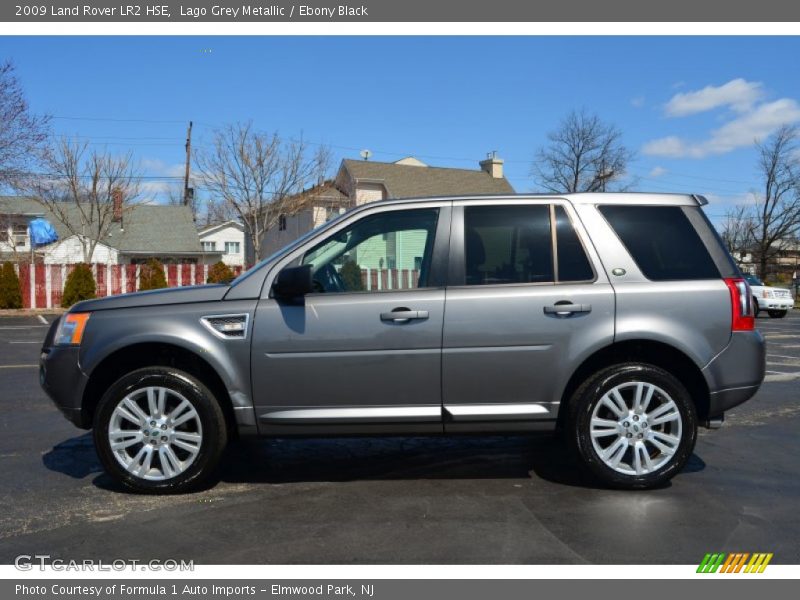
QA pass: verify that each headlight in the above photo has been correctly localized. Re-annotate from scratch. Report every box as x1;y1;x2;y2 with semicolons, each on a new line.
55;313;91;345
762;289;773;299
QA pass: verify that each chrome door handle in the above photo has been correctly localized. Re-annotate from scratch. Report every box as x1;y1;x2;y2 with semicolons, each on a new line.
380;308;429;322
543;303;592;315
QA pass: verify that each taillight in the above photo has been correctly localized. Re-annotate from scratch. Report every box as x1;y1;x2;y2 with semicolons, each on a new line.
724;278;754;331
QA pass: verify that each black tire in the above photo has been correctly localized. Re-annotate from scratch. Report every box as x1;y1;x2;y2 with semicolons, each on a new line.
567;363;697;489
768;310;787;318
93;367;227;494
753;297;760;318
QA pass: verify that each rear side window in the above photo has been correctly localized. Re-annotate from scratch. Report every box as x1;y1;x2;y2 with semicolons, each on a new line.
464;205;553;285
555;206;594;282
599;205;720;281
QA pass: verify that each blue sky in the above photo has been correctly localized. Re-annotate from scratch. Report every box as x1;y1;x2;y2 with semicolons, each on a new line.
2;36;800;223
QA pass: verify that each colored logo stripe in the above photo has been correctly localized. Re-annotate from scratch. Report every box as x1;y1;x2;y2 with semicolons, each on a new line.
697;553;773;573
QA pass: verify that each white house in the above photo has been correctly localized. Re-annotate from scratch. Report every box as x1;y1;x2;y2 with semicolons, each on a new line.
198;220;246;267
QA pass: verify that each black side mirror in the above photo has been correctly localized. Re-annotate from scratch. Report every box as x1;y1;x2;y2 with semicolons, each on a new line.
273;265;313;299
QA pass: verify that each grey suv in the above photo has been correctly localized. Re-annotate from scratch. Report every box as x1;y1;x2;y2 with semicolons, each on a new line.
40;193;765;493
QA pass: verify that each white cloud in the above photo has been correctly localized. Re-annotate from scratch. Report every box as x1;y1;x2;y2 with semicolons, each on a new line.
631;96;645;109
665;78;764;117
644;98;800;159
648;166;667;177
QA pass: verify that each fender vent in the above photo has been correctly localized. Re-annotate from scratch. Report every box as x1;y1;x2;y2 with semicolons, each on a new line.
201;314;249;339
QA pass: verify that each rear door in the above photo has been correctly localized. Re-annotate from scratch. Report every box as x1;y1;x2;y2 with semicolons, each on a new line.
441;199;615;430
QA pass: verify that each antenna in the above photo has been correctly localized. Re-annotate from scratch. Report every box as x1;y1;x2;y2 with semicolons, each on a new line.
360;149;372;161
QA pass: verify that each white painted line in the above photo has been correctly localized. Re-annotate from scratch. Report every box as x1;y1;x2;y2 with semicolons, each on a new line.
767;354;800;359
765;372;800;382
0;364;38;369
37;315;48;325
0;326;47;330
8;341;41;344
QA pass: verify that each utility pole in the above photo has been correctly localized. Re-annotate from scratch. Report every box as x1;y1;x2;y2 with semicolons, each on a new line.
183;120;193;207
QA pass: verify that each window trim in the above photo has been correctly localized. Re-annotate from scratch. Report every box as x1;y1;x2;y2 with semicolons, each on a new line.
261;202;452;300
448;200;597;289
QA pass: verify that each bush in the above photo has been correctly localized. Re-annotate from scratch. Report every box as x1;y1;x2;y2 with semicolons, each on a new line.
0;262;23;309
339;259;363;292
138;258;167;291
207;261;235;285
61;263;96;307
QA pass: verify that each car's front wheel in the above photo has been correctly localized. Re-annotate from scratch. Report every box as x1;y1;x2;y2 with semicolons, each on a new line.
93;367;227;494
567;363;697;489
753;297;761;317
768;310;787;318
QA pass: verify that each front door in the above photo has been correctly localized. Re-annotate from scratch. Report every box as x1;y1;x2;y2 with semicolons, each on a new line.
251;204;451;435
442;201;615;430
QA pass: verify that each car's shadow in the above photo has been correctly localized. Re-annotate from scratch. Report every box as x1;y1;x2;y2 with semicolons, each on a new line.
42;432;706;493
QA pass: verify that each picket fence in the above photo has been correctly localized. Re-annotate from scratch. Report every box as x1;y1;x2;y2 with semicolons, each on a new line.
11;264;419;309
13;263;243;309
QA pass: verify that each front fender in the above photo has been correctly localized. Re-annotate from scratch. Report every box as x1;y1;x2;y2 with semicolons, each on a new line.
78;299;258;414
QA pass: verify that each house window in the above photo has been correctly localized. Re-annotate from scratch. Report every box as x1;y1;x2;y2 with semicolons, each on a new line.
224;242;240;254
12;223;28;247
278;214;287;231
201;241;216;252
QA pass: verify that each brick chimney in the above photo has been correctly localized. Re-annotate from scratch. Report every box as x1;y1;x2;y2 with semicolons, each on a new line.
479;151;504;179
112;188;123;222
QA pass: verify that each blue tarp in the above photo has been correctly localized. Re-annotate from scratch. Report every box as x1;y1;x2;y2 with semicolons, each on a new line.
28;218;59;246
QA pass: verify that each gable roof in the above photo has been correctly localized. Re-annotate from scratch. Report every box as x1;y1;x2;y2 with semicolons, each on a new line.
0;196;207;254
339;159;515;198
198;220;245;236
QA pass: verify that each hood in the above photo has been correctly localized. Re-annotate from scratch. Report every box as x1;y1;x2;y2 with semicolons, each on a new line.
70;284;229;312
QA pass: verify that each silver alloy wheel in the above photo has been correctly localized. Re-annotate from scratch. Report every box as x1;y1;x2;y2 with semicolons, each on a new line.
589;381;682;476
108;386;203;481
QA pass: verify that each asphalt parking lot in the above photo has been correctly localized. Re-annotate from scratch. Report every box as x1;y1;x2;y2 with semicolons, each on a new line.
0;311;798;564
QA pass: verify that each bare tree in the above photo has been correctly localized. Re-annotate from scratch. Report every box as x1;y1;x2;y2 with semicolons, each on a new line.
27;139;141;263
195;123;331;260
0;60;50;190
720;204;756;264
533;109;634;193
750;126;800;278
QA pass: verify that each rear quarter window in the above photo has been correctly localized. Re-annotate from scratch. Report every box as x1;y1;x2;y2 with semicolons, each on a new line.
599;205;720;281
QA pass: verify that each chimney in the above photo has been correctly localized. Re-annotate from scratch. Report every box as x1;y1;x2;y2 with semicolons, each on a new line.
112;188;123;222
479;151;504;179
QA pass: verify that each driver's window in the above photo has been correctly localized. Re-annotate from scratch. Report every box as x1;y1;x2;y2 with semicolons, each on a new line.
301;208;439;294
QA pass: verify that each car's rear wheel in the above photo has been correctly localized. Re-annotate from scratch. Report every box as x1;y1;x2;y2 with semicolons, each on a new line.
93;367;227;494
567;363;697;489
768;310;787;318
753;297;761;317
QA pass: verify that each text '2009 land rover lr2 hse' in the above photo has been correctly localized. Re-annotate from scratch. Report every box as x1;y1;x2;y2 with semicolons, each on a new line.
41;193;765;493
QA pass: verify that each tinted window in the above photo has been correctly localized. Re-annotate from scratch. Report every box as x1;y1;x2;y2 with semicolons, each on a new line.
555;206;594;281
599;205;720;281
301;208;438;293
464;205;553;285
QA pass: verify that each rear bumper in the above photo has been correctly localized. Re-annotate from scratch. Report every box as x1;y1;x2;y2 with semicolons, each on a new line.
39;345;90;429
702;330;766;418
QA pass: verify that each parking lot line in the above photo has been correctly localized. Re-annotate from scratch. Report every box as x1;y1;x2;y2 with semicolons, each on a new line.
767;353;800;359
0;364;38;369
37;315;48;325
7;341;41;344
0;326;47;330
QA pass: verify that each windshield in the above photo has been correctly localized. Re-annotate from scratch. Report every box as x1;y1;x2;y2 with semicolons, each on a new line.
744;274;763;286
228;209;353;287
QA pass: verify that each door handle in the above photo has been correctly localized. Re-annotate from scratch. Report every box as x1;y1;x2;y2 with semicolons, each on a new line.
543;303;592;316
380;308;429;323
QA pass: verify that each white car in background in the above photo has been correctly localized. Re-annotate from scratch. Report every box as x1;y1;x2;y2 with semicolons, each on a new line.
745;274;794;318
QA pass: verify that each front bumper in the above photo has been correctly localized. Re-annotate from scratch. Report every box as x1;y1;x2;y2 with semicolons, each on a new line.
40;345;90;429
703;330;766;419
758;298;793;310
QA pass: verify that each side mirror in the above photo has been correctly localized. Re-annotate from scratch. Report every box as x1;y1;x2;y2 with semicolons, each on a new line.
273;265;313;299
